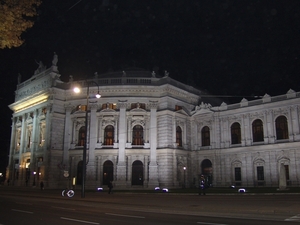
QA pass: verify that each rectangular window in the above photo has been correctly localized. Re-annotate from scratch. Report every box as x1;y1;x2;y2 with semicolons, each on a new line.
131;103;145;109
234;167;241;181
175;105;182;111
257;166;264;181
102;103;117;110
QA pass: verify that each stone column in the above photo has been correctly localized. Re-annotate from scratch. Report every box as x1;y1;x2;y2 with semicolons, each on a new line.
30;110;39;186
148;101;159;187
290;106;300;141
266;110;275;143
98;116;103;143
9;117;17;184
243;114;251;146
127;116;132;144
114;116;118;147
44;104;52;186
63;105;73;166
116;101;127;187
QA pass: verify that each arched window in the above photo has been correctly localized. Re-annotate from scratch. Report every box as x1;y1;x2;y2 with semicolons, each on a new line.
231;122;241;144
78;126;86;146
252;119;264;142
176;126;182;147
275;116;288;140
201;126;210;146
132;125;144;145
104;125;114;145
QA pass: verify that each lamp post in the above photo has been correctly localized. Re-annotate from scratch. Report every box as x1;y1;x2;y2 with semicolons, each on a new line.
74;80;101;198
183;167;186;188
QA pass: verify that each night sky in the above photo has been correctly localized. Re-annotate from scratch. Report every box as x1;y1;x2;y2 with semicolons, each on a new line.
1;0;300;174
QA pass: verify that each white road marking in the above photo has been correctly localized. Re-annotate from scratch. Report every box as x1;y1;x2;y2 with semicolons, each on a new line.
15;202;32;205
197;222;228;225
52;206;76;210
105;212;145;219
61;217;99;224
12;209;33;214
285;214;300;222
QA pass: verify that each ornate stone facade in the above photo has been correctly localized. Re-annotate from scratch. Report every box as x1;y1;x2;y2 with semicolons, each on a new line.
7;65;300;190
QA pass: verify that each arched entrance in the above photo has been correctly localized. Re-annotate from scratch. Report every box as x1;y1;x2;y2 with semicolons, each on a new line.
132;160;143;185
103;160;114;185
201;159;213;186
76;161;83;185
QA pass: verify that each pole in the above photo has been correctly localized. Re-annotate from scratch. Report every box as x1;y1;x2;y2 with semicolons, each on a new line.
77;81;100;198
82;85;89;198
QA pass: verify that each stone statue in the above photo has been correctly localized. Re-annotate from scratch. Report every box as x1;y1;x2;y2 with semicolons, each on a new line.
17;73;21;84
152;71;156;78
52;52;58;66
34;60;45;74
164;70;169;77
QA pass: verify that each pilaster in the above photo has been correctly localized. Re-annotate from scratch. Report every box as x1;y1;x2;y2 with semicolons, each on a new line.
147;101;159;187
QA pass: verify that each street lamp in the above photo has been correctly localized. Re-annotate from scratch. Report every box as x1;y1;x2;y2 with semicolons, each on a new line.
183;167;186;188
33;171;36;186
74;80;101;198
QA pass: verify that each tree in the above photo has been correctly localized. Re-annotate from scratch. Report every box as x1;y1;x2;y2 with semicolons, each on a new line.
0;0;42;49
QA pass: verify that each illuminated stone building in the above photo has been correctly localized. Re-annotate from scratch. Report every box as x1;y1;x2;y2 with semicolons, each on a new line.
7;61;300;189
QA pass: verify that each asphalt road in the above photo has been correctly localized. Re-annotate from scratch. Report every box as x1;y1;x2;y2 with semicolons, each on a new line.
0;186;299;225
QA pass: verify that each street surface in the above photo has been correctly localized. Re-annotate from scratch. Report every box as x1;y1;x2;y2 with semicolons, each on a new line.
0;186;299;225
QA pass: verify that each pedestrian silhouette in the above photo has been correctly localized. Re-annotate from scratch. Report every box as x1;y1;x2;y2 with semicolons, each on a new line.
108;181;113;194
199;175;206;195
40;181;44;190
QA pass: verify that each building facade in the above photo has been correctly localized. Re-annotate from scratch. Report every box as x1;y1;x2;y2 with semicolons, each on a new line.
7;63;300;189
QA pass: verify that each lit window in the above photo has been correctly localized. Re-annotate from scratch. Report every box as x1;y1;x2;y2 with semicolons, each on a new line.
132;125;144;145
78;126;85;146
104;125;114;145
176;126;182;147
201;126;210;146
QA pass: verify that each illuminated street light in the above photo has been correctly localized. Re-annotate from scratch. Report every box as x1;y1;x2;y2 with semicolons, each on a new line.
74;80;101;198
33;171;36;186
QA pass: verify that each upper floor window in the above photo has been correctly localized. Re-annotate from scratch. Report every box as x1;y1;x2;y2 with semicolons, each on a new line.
275;116;288;140
252;119;264;142
78;126;86;146
176;126;182;147
132;125;144;145
231;122;241;144
102;103;117;110
131;103;146;110
104;125;114;145
201;126;210;146
175;105;182;111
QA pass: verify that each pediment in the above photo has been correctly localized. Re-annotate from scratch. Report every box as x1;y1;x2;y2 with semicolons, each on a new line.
192;108;213;116
175;109;189;116
192;102;214;116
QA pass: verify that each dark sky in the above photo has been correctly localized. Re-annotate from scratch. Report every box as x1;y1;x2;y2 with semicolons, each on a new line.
1;0;300;172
